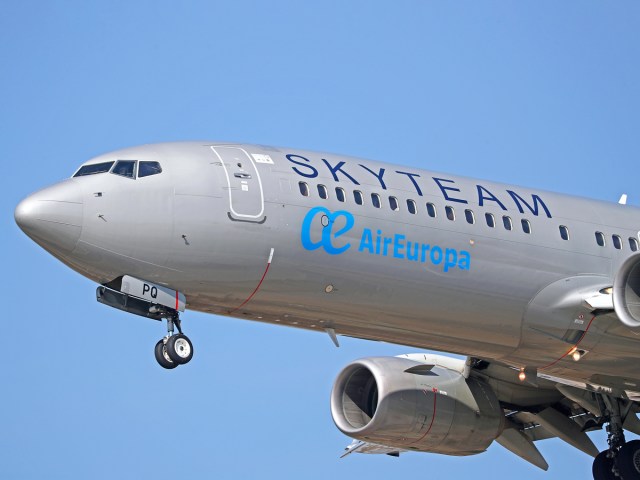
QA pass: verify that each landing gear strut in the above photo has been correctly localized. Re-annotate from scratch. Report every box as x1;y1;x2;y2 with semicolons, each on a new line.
154;314;194;369
592;396;640;479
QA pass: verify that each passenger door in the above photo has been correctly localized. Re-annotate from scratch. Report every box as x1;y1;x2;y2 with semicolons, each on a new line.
210;146;266;223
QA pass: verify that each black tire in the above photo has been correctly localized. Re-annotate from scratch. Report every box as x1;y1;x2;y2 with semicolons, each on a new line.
154;339;178;369
592;451;615;480
618;440;640;480
166;334;193;365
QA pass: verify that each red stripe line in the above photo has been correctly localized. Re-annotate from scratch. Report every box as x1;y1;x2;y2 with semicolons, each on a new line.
408;388;438;445
228;261;272;314
539;315;596;370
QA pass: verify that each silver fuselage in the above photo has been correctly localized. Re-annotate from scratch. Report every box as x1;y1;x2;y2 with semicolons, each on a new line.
15;142;640;395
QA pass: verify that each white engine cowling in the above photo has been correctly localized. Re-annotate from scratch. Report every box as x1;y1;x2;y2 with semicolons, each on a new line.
330;355;504;456
613;253;640;327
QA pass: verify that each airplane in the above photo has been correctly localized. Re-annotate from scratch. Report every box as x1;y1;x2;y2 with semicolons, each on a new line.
14;141;640;480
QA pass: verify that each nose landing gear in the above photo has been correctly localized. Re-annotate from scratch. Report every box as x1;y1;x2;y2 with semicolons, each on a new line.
154;314;194;369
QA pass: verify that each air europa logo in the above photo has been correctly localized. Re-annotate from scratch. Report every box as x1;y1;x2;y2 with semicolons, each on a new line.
301;207;354;254
301;207;471;272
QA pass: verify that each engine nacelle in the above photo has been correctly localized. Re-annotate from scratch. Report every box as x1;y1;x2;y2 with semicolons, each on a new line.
330;355;504;456
613;253;640;327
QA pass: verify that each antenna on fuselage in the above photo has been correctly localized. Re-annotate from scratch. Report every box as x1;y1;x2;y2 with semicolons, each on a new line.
619;194;628;205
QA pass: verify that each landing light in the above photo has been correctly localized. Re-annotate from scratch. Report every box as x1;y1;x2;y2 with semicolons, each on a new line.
518;368;526;382
568;346;584;361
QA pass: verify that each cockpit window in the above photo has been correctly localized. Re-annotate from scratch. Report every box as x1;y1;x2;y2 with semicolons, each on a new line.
111;160;137;178
138;161;162;178
73;161;114;177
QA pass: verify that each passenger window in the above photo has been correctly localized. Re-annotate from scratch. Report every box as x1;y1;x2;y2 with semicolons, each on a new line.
613;235;623;250
138;161;162;178
465;209;475;224
503;216;512;231
318;184;328;200
630;238;639;252
521;219;531;234
426;203;437;218
354;190;364;205
485;213;495;228
111;160;136;178
371;193;381;209
299;182;309;196
407;199;417;214
595;231;606;247
335;187;346;202
559;225;570;241
73;161;115;177
389;196;399;211
445;206;455;221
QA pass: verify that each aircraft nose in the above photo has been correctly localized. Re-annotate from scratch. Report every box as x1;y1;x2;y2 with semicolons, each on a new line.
15;180;84;255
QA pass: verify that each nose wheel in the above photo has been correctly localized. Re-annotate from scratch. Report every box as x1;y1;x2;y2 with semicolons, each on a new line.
166;334;193;364
154;339;178;369
154;315;194;369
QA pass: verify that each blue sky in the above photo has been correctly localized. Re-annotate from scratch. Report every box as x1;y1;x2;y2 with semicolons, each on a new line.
3;2;640;479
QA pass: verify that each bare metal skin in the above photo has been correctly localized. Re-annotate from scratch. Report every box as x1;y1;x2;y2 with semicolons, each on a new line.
15;142;640;477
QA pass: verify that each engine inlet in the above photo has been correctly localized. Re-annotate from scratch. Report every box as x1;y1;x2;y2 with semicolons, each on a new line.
340;366;378;429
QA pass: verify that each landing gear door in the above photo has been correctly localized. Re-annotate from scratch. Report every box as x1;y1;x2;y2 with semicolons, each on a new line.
211;146;266;222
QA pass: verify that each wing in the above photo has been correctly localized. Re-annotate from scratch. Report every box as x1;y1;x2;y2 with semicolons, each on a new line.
472;359;640;470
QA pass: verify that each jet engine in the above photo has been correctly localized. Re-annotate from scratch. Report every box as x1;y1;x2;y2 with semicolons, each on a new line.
330;355;504;455
613;253;640;327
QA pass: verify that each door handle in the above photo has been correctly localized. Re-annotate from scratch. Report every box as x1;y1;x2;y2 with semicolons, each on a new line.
234;173;252;179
